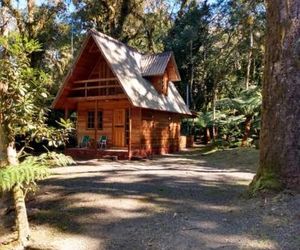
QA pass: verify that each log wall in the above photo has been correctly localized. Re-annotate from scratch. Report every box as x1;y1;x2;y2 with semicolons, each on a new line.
140;109;181;156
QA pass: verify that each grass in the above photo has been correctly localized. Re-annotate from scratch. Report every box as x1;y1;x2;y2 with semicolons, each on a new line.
200;146;259;172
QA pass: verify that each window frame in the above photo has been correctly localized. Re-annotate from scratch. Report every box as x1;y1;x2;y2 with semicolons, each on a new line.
98;110;103;130
87;111;95;129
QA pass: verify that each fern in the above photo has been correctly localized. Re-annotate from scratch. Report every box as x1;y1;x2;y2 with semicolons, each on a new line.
0;152;75;192
0;158;49;192
37;151;76;167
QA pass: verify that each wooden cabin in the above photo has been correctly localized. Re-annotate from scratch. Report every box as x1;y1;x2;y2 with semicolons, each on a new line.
52;29;192;159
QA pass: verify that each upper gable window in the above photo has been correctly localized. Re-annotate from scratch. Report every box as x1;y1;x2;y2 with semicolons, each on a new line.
148;71;169;96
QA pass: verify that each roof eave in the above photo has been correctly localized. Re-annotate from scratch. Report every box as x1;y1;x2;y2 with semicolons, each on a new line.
51;33;93;109
170;52;181;82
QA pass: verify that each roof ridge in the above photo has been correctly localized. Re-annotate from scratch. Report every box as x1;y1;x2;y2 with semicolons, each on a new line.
89;29;142;55
142;51;173;57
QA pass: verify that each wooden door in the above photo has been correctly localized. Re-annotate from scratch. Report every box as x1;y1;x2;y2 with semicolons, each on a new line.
113;109;125;147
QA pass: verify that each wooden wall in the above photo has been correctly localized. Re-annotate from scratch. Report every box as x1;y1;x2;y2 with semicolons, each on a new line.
130;107;142;150
76;101;181;156
140;109;181;156
147;71;169;96
77;100;131;146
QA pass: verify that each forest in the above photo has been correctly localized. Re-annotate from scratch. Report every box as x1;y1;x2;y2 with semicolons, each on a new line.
1;0;266;146
0;0;299;249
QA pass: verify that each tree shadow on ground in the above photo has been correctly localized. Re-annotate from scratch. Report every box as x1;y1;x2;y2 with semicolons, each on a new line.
2;147;296;250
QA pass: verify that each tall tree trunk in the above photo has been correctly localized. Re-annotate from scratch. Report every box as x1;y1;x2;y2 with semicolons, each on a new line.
2;133;30;246
7;142;30;247
250;0;300;192
205;127;211;144
245;22;253;90
0;125;8;167
212;87;217;140
13;184;30;247
189;40;195;109
241;115;252;147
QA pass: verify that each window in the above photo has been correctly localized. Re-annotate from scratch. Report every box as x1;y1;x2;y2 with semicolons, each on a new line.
87;111;95;129
87;111;103;129
125;109;129;145
98;111;103;130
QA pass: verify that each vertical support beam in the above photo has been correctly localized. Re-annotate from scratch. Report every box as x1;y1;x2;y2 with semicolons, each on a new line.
64;107;69;120
139;108;142;156
128;107;132;160
94;100;98;150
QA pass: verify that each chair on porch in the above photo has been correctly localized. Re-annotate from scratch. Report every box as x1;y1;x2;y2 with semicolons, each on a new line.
79;135;90;148
98;135;108;150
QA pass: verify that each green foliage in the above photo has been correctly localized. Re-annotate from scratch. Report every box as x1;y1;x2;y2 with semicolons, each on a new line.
0;152;75;193
0;34;74;148
165;1;211;109
0;33;50;141
0;157;49;192
164;0;265;113
0;34;75;193
37;151;76;168
195;87;262;145
217;86;262;116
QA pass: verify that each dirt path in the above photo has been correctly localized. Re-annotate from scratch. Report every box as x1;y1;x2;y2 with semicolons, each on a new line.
1;148;299;250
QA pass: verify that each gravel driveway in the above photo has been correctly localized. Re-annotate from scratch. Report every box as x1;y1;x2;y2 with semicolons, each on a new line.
1;147;299;250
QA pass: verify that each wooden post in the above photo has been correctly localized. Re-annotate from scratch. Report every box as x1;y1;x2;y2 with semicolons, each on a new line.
128;108;132;160
64;107;69;120
94;100;98;150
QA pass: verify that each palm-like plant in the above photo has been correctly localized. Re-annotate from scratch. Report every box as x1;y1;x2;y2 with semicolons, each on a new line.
217;86;262;146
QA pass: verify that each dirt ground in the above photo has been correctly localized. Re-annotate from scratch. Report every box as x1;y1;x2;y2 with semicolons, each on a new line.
1;147;299;250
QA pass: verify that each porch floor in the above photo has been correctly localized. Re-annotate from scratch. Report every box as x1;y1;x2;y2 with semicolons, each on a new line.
65;147;129;160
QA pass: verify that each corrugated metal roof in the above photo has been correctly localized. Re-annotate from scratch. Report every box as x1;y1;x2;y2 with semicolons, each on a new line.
52;30;191;115
141;52;172;76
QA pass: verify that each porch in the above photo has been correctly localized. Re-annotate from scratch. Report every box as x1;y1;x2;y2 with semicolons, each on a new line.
65;147;130;160
64;99;142;160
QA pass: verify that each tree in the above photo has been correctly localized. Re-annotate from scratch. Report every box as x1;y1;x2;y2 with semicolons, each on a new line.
165;0;211;110
72;0;144;41
250;0;300;193
216;87;262;146
0;34;74;247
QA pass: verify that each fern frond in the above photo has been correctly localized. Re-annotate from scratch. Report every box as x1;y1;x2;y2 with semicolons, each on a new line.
0;159;49;192
37;152;76;167
0;152;75;192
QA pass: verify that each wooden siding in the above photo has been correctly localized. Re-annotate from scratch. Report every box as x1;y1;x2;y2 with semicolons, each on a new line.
140;109;181;155
131;107;142;151
148;72;169;96
77;100;131;146
76;104;181;157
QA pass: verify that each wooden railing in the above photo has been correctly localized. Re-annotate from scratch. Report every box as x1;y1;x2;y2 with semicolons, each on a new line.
73;77;117;84
69;78;124;98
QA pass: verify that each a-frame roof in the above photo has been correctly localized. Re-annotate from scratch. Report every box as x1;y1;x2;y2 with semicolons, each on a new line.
52;29;191;115
141;52;180;80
